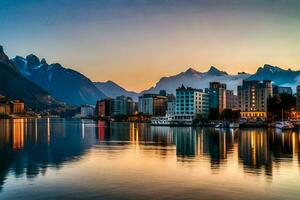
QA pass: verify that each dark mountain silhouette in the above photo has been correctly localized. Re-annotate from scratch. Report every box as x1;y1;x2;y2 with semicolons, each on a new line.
247;64;300;89
12;55;106;106
0;46;56;109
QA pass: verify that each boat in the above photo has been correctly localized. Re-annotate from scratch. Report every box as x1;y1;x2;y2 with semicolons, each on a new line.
274;108;295;130
229;122;239;128
215;122;230;128
214;123;223;128
274;121;295;130
151;115;174;126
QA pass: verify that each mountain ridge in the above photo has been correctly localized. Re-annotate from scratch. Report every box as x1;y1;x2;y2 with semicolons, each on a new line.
97;64;300;100
0;46;58;109
12;54;106;106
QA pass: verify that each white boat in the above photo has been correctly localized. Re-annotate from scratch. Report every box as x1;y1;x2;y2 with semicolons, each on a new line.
151;115;174;126
229;123;239;128
214;123;223;128
274;121;294;130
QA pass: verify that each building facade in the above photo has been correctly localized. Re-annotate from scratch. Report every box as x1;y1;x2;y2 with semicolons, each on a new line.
0;101;10;115
166;94;176;116
297;86;300;112
113;96;136;115
138;93;168;116
96;98;114;117
238;80;273;118
80;105;95;117
206;82;227;113
175;85;209;121
10;100;24;114
273;85;292;96
226;90;238;110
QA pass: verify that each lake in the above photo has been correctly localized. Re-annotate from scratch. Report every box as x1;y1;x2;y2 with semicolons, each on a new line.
0;118;300;200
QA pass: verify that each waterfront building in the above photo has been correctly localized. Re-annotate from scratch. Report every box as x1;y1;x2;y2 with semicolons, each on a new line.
167;94;176;115
273;85;292;96
175;85;209;121
206;82;227;113
113;96;136;115
238;80;273;118
297;86;300;112
96;98;114;117
226;90;238;110
10;100;24;114
138;92;168;116
80;105;95;118
0;99;10;115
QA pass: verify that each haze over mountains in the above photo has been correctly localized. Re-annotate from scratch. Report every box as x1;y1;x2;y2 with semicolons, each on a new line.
2;44;300;108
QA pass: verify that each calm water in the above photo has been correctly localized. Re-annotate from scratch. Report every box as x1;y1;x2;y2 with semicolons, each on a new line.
0;119;300;200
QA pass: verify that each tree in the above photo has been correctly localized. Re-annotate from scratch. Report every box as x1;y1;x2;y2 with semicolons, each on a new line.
208;108;219;120
193;114;204;124
220;109;240;121
268;93;296;121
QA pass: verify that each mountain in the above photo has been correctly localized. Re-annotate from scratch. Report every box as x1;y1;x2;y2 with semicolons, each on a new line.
0;46;56;108
12;55;106;106
247;64;300;90
206;66;228;76
94;81;139;101
141;66;250;94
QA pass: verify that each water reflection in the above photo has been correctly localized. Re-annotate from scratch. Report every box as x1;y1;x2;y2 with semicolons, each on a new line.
94;121;300;174
0;118;96;192
1;119;300;198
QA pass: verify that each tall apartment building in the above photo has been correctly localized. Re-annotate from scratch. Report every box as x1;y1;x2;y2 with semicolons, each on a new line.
96;98;114;117
138;93;168;116
113;96;136;115
238;80;272;118
166;94;176;115
175;85;209;121
296;86;300;112
226;90;238;110
206;82;227;113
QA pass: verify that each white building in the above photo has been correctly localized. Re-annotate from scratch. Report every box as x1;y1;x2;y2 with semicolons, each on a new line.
175;85;209;122
80;105;95;118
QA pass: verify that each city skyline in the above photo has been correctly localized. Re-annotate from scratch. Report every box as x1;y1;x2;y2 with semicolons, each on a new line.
2;0;300;91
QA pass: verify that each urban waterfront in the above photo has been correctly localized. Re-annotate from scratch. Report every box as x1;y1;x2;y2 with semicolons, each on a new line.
1;119;300;199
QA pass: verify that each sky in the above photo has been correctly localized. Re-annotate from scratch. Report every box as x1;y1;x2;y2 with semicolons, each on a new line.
1;0;300;92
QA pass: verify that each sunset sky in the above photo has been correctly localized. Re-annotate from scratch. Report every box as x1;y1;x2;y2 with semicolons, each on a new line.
1;0;300;92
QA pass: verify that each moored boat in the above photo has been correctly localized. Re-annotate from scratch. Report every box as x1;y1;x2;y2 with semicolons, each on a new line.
274;121;295;130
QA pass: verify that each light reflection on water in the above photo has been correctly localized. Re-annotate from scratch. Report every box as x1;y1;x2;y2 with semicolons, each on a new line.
0;119;300;200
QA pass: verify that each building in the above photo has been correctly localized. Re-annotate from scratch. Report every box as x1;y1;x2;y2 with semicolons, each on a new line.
175;85;209;121
296;86;300;112
238;80;273;118
166;94;176;115
138;92;168;116
206;82;227;113
113;96;136;115
226;90;238;110
273;85;292;96
0;99;10;115
80;105;95;118
96;98;114;117
10;100;24;114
